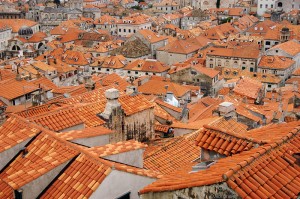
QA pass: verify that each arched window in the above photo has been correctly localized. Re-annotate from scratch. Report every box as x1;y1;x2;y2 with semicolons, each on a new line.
278;2;283;7
12;45;20;51
38;42;44;49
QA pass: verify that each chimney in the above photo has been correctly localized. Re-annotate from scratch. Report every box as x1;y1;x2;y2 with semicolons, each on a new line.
100;89;121;120
218;102;236;119
126;85;138;95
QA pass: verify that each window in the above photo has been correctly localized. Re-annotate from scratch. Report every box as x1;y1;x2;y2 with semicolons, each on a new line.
124;29;126;32
242;66;246;70
106;69;109;72
266;41;270;45
92;67;95;70
116;192;130;199
268;84;272;88
260;4;262;8
250;67;254;72
119;29;121;32
127;71;131;74
25;93;31;100
135;71;138;74
265;4;268;8
210;64;213;68
278;2;282;7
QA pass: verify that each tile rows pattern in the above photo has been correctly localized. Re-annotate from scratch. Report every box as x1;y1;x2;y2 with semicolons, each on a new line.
0;132;79;189
140;127;300;196
86;140;147;157
0;115;40;153
144;131;200;175
40;154;111;199
57;126;112;141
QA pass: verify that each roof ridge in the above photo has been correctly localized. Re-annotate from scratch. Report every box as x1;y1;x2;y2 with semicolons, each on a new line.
203;124;262;144
222;127;300;181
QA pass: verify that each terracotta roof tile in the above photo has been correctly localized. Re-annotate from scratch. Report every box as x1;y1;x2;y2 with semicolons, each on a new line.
172;117;219;130
40;154;110;199
258;56;295;70
233;77;263;100
139;80;190;98
155;124;169;133
124;59;170;73
0;115;41;153
155;99;182;113
119;94;154;116
269;40;300;56
154;104;177;122
31;77;58;91
140;125;300;195
0;131;79;190
57;126;112;141
0;79;40;100
0;179;13;199
158;40;200;54
86;140;147;157
144;131;201;174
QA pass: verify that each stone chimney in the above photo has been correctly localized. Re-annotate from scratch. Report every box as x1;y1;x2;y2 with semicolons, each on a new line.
126;85;138;95
218;102;236;119
100;88;121;120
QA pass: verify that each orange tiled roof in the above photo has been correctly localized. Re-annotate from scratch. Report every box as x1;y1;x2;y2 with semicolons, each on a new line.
233;77;262;100
31;76;58;91
269;40;300;56
258;55;295;70
172;117;219;130
138;29;167;43
0;131;79;190
98;73;130;92
0;79;39;100
155;124;169;133
124;59;170;73
0;115;41;153
139;79;190;98
154;104;177;122
207;46;260;59
57;126;112;141
86;140;147;157
189;105;217;122
155;99;182;113
40;153;111;199
0;179;13;199
158;39;200;54
0;19;37;33
195;118;253;156
140;124;300;196
144;131;200;174
119;94;154;116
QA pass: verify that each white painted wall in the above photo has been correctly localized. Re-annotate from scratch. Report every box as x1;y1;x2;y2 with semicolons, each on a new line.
71;134;110;147
59;123;85;132
104;149;144;168
21;160;71;199
90;170;157;199
0;138;31;170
